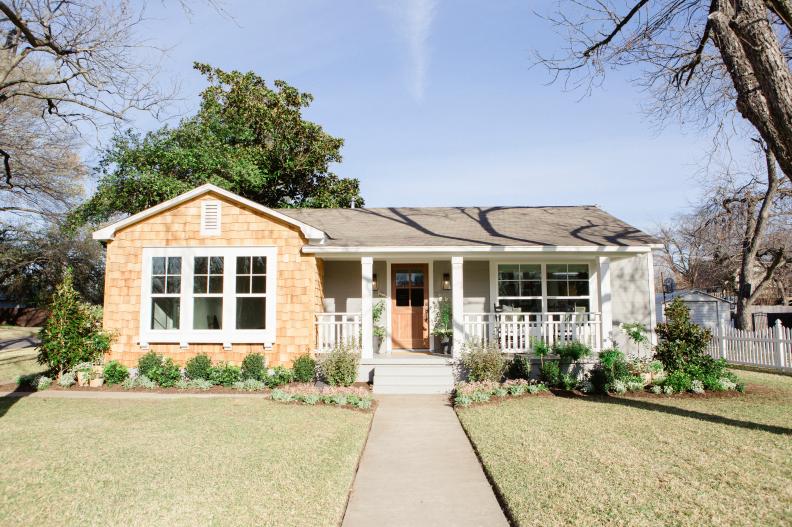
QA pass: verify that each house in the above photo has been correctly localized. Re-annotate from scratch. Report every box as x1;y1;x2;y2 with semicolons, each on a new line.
94;184;661;392
655;290;733;332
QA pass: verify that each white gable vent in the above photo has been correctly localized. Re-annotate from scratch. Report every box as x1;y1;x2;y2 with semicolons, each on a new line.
200;200;221;235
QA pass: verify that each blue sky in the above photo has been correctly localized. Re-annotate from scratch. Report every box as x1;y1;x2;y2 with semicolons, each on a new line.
123;0;742;232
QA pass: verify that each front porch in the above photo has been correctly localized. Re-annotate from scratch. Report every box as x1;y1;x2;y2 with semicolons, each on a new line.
312;253;655;359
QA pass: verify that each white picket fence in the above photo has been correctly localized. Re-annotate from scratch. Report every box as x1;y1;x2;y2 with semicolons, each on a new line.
707;319;792;372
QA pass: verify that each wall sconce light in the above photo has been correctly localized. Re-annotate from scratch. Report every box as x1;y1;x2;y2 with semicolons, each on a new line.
372;273;378;291
442;273;451;290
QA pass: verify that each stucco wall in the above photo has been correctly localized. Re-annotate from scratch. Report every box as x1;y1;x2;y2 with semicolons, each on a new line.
610;253;653;354
102;192;322;367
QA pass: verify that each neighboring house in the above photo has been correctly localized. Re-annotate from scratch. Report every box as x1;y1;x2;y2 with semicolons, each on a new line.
94;184;661;391
748;305;792;329
655;290;733;332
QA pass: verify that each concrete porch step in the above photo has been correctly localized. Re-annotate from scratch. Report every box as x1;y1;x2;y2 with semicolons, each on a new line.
373;384;453;395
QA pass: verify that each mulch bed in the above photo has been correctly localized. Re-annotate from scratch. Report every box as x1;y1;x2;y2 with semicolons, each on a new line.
0;381;373;396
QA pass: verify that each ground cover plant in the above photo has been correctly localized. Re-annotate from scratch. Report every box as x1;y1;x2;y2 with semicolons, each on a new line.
0;396;372;526
457;369;792;526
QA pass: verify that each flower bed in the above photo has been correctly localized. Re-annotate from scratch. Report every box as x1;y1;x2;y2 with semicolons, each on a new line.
454;379;548;407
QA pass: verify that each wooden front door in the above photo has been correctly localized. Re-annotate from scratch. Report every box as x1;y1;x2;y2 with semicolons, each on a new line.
391;264;430;349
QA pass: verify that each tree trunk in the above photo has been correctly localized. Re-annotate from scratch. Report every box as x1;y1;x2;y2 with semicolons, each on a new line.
710;0;792;184
735;295;753;330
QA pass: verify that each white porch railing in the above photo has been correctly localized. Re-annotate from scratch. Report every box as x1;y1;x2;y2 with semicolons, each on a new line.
463;312;603;353
315;312;361;352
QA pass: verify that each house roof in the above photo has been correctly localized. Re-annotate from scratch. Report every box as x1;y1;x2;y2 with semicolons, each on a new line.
278;206;661;249
92;184;661;251
92;184;326;242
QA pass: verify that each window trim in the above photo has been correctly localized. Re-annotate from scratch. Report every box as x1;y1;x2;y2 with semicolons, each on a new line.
493;262;592;314
139;246;277;347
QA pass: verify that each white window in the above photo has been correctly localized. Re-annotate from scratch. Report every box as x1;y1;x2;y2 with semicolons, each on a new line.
140;247;277;347
495;262;591;314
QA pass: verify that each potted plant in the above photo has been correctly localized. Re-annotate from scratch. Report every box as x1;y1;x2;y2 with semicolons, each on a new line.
431;298;453;354
75;362;93;387
372;300;386;354
89;364;104;388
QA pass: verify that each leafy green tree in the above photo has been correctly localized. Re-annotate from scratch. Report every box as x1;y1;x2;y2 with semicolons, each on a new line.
654;298;712;372
72;63;362;225
37;268;112;375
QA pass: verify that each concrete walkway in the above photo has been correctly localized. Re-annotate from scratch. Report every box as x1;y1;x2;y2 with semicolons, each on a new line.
342;395;509;527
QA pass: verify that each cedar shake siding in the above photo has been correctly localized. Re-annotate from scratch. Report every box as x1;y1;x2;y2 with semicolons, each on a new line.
102;192;323;367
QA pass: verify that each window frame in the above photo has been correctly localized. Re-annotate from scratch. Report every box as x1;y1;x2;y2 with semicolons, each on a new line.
139;246;277;347
493;262;593;315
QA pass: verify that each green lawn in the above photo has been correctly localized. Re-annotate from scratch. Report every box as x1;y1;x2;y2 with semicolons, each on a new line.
0;396;371;526
0;326;44;383
457;370;792;527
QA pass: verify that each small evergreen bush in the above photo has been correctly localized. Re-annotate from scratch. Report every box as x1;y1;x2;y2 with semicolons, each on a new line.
241;353;266;381
663;370;692;393
103;361;129;385
654;298;712;372
58;371;76;388
559;373;577;390
318;344;360;387
540;361;561;386
210;362;241;386
149;357;181;387
185;354;212;380
37;268;113;375
137;351;162;379
264;366;293;388
461;341;506;382
506;354;532;380
292;354;316;383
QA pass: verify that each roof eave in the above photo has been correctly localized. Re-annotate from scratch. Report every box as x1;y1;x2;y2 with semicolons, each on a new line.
92;184;327;243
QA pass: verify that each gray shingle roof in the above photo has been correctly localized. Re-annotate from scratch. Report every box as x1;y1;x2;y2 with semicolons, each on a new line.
276;206;660;248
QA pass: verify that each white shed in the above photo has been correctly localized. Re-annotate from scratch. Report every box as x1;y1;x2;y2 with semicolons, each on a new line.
655;290;733;332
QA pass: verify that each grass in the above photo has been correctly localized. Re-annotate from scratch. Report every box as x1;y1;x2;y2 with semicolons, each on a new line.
0;326;44;383
457;370;792;527
0;396;371;526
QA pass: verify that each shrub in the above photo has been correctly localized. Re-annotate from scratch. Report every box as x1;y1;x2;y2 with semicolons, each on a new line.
233;379;267;391
103;361;129;385
318;344;359;387
595;348;632;392
650;385;662;394
559;373;577;390
691;379;705;394
461;341;506;382
540;361;561;386
654;298;712;372
210;362;241;386
241;353;266;381
611;379;627;394
264;366;293;388
148;357;181;387
626;380;645;392
506;354;533;380
37;268;113;375
176;378;213;390
292;354;317;383
664;370;692;393
663;385;675;395
185;354;212;380
553;341;591;362
122;375;156;390
137;351;162;379
58;371;76;388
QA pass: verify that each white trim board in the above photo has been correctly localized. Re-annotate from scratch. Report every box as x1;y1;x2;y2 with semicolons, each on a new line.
303;245;660;255
93;184;326;243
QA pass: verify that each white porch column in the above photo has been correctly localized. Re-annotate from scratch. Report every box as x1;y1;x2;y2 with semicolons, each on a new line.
646;250;658;345
361;256;374;358
451;256;465;358
598;256;613;348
